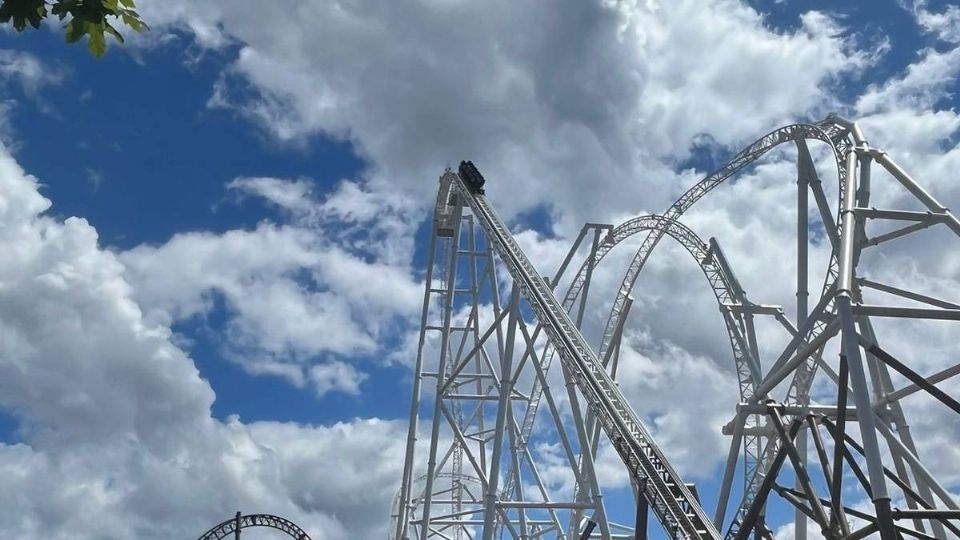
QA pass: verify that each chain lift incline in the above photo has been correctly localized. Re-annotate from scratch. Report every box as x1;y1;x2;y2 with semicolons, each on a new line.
442;162;719;540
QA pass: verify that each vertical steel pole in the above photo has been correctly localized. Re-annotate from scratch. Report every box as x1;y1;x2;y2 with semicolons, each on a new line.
635;482;649;540
482;284;522;540
483;220;507;522
234;512;241;540
853;154;889;408
507;418;529;538
836;148;895;540
396;224;441;540
468;218;490;476
795;137;810;540
420;206;463;540
796;139;810;348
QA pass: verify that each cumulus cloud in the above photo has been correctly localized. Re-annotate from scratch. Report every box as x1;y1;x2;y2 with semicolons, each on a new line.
134;0;874;234
616;338;736;477
856;46;960;114
492;22;960;526
0;49;65;146
0;49;64;92
0;143;408;538
120;176;422;396
912;1;960;44
113;4;885;487
3;0;960;537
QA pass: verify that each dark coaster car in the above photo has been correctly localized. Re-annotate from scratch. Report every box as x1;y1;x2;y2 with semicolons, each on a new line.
458;160;486;194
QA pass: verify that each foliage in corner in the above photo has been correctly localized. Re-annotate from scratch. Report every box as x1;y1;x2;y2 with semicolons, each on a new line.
0;0;148;57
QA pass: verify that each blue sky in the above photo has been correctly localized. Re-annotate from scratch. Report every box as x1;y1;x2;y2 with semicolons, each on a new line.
2;31;383;426
0;0;959;538
3;0;950;427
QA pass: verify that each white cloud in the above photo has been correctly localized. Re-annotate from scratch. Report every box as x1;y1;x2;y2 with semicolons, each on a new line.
913;1;960;43
136;0;873;234
856;46;960;115
228;176;317;215
120;177;422;397
2;0;959;537
124;0;898;496
0;142;407;539
0;49;64;92
0;49;64;146
616;338;736;478
309;361;367;396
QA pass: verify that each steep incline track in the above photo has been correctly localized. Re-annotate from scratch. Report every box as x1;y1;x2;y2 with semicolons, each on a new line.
451;170;721;540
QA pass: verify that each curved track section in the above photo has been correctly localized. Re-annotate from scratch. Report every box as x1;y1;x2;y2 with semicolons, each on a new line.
594;119;855;535
396;116;960;540
552;216;769;516
513;121;853;532
591;117;960;539
597;119;850;361
197;513;312;540
517;214;764;453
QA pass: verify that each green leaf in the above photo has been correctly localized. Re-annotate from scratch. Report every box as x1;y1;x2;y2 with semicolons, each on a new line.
87;24;107;57
120;12;143;32
64;19;84;42
1;0;45;30
0;0;146;56
103;20;123;42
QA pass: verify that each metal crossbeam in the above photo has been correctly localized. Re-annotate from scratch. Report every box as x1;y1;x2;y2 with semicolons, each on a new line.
393;115;960;540
455;171;719;540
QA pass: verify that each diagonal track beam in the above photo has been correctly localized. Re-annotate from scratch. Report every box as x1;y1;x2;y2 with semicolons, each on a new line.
451;166;720;540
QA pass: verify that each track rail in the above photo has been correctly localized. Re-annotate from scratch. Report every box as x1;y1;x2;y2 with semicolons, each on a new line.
587;119;854;537
398;116;960;540
597;120;849;362
197;513;311;540
451;171;721;540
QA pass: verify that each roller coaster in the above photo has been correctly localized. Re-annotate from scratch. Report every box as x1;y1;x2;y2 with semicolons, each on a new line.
197;513;312;539
392;116;960;540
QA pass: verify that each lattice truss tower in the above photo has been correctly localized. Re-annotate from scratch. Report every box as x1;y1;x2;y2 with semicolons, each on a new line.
390;116;960;540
